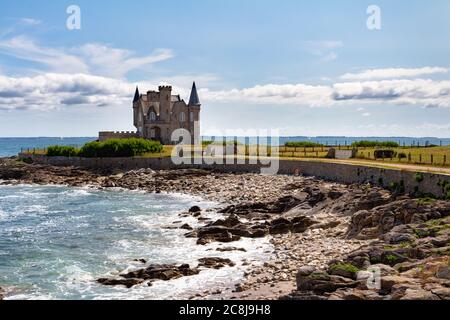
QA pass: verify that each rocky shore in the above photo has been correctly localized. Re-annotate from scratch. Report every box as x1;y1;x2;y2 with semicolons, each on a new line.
0;157;449;300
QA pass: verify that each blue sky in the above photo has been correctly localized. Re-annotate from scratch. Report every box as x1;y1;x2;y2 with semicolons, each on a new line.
0;0;450;137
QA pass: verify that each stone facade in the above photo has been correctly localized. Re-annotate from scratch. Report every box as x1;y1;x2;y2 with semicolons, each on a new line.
133;82;201;145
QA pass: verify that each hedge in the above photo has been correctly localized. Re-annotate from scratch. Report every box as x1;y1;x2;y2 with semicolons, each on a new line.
284;141;324;148
351;140;400;148
47;138;163;158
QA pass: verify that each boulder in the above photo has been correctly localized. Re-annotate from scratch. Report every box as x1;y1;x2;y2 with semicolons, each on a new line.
296;271;358;295
198;257;236;269
97;277;144;288
189;206;201;213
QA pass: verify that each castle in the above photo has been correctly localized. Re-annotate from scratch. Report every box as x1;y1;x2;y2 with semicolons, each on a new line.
99;82;201;144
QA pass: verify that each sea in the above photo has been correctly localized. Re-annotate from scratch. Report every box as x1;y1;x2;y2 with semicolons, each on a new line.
0;184;271;300
1;136;450;158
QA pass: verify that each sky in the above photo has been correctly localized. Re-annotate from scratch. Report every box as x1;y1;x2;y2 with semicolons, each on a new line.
0;0;450;137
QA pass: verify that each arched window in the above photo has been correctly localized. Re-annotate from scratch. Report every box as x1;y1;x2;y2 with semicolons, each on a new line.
179;112;185;122
149;111;156;121
190;112;194;122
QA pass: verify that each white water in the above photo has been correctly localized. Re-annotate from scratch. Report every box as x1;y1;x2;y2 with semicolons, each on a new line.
0;184;272;300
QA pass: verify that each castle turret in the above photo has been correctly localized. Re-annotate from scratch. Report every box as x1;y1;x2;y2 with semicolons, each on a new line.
133;86;140;103
159;85;172;121
133;86;141;133
188;82;201;106
188;82;201;144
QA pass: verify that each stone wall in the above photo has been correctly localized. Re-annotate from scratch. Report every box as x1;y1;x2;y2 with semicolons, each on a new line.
98;131;138;141
18;153;450;198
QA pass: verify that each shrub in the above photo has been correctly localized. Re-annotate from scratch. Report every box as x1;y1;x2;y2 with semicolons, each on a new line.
78;138;162;158
415;172;424;183
398;152;407;159
374;150;396;159
351;140;399;148
47;145;80;157
285;141;324;148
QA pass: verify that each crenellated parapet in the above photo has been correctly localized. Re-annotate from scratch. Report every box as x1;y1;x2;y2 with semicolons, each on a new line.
98;131;138;141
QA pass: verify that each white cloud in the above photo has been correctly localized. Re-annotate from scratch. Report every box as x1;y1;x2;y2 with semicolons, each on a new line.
362;112;371;117
19;18;42;26
0;36;173;77
341;67;449;81
0;73;132;110
77;43;174;78
0;36;89;73
301;40;343;62
2;71;450;111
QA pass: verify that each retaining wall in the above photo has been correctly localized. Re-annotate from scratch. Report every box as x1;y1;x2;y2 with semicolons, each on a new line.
19;153;450;198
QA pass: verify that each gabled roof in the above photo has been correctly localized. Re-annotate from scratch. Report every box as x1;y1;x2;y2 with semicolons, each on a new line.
188;82;201;106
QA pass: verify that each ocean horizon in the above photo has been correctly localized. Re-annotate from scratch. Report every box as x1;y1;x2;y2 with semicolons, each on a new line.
1;136;450;158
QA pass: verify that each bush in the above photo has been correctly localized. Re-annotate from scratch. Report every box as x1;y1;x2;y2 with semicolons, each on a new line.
285;141;324;148
351;140;399;148
374;149;396;159
47;145;80;157
47;138;163;158
415;172;424;183
398;152;407;159
79;138;163;158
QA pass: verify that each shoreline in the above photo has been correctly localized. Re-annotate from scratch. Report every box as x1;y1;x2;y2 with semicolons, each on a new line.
1;157;449;300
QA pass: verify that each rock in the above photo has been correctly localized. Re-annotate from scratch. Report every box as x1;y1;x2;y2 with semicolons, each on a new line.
328;288;382;300
269;218;292;235
198;257;236;269
328;262;359;280
296;271;358;294
380;275;417;294
291;216;318;233
381;250;409;266
216;247;247;252
133;258;147;264
189;206;201;213
211;214;241;227
97;277;144;288
180;223;193;230
297;266;316;277
98;263;200;288
400;288;440;300
436;266;450;279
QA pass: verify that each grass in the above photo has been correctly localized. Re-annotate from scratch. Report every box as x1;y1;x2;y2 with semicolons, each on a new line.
356;146;450;167
19;143;450;172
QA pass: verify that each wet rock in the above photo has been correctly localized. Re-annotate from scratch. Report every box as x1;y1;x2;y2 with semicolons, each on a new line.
180;223;193;230
189;206;201;213
97;277;144;288
216;247;247;252
211;214;241;228
198;257;236;269
98;263;200;288
133;258;147;264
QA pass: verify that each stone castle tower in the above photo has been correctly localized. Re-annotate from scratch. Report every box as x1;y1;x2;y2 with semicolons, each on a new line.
132;82;201;145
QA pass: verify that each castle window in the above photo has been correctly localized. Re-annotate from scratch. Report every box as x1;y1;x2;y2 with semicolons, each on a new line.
180;112;186;122
190;112;194;122
149;111;156;121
